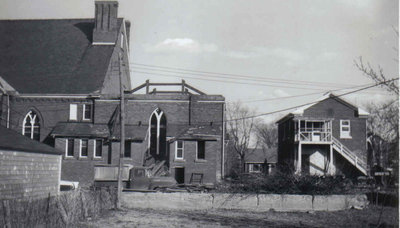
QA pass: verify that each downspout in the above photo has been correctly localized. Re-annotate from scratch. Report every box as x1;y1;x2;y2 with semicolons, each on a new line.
6;94;9;128
221;102;225;178
0;87;10;128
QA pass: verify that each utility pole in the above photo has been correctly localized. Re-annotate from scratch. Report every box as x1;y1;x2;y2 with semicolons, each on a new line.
116;53;125;209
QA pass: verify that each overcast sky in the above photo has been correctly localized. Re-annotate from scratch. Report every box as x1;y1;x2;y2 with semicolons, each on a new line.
0;0;398;122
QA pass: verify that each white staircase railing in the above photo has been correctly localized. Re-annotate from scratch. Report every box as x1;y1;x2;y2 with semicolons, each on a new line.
332;136;367;175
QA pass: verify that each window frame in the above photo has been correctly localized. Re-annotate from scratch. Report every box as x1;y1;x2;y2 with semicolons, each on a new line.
94;139;102;158
196;141;206;160
175;140;184;160
80;139;89;158
22;110;40;141
65;138;74;158
69;104;78;121
249;163;263;173
124;140;131;158
340;120;351;139
82;104;92;121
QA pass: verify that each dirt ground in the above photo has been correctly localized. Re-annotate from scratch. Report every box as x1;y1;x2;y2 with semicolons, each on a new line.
76;206;398;228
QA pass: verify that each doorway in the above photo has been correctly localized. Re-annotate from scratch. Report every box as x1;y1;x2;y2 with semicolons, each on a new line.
302;154;310;175
175;167;185;184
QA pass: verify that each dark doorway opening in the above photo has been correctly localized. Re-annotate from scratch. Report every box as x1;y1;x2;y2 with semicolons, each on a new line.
175;167;185;184
302;154;310;175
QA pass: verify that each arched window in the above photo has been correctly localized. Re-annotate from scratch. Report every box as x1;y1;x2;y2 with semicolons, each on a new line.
22;110;40;141
149;109;167;158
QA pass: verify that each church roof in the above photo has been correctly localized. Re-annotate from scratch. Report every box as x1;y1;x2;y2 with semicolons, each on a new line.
0;18;122;94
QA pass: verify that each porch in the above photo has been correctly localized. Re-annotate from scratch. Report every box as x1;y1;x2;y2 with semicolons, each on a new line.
294;119;334;175
294;119;332;143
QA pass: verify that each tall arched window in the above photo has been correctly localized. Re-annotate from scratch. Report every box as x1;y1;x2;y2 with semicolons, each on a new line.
22;110;40;141
149;109;167;159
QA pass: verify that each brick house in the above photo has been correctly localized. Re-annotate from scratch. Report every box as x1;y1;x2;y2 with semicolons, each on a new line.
0;1;225;186
244;147;277;175
276;93;369;177
0;125;62;200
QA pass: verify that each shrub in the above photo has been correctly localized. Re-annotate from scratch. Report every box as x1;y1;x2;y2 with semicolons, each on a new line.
217;172;357;195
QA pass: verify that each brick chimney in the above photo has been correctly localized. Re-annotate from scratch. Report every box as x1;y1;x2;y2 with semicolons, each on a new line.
93;1;119;44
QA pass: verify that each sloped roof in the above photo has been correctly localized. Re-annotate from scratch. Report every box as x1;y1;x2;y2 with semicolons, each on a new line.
245;147;277;164
168;124;221;140
51;122;109;138
0;125;61;155
276;92;369;123
0;19;122;94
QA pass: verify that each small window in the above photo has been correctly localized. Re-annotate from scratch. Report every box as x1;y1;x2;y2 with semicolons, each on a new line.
124;140;131;158
175;140;184;159
94;139;102;158
80;139;88;157
121;33;124;49
83;104;92;121
197;141;205;160
249;164;262;173
69;104;78;120
66;139;74;157
340;120;351;138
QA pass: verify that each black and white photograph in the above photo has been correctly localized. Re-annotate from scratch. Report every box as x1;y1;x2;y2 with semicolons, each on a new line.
0;0;398;227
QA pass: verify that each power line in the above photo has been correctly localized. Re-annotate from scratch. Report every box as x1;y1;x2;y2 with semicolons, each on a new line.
131;65;355;89
131;70;329;91
130;62;365;88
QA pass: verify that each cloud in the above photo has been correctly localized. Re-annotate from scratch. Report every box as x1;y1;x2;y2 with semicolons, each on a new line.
224;47;307;66
146;38;218;54
273;89;290;98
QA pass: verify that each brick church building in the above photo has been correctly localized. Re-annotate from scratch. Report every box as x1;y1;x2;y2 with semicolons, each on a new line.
0;1;225;186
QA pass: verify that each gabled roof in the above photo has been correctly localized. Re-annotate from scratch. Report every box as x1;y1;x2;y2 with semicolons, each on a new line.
245;147;277;163
276;92;369;123
0;125;61;155
0;19;122;94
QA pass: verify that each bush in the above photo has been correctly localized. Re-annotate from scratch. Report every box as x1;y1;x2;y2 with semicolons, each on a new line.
217;172;357;195
0;186;117;227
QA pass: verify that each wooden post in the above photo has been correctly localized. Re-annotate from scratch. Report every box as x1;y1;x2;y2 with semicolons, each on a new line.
145;80;150;94
116;54;125;209
297;142;302;174
181;80;185;93
3;200;11;228
329;144;334;175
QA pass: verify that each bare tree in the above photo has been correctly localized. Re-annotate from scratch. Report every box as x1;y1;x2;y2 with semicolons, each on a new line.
354;29;399;179
226;101;260;173
354;27;399;95
256;122;278;149
365;100;399;174
354;57;399;95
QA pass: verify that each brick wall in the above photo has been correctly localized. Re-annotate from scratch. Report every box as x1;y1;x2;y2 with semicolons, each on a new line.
0;149;61;200
7;97;93;142
302;98;367;161
169;139;221;184
55;137;110;185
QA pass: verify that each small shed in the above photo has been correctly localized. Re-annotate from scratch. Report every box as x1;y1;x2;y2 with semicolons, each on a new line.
0;126;62;200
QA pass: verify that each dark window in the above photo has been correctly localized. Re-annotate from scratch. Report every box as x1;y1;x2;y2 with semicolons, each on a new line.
80;139;88;157
83;104;92;120
197;141;205;160
95;139;102;157
124;141;131;158
67;139;74;157
176;140;184;159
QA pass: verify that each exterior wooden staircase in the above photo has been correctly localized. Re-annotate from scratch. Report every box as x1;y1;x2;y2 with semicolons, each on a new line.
332;136;367;175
